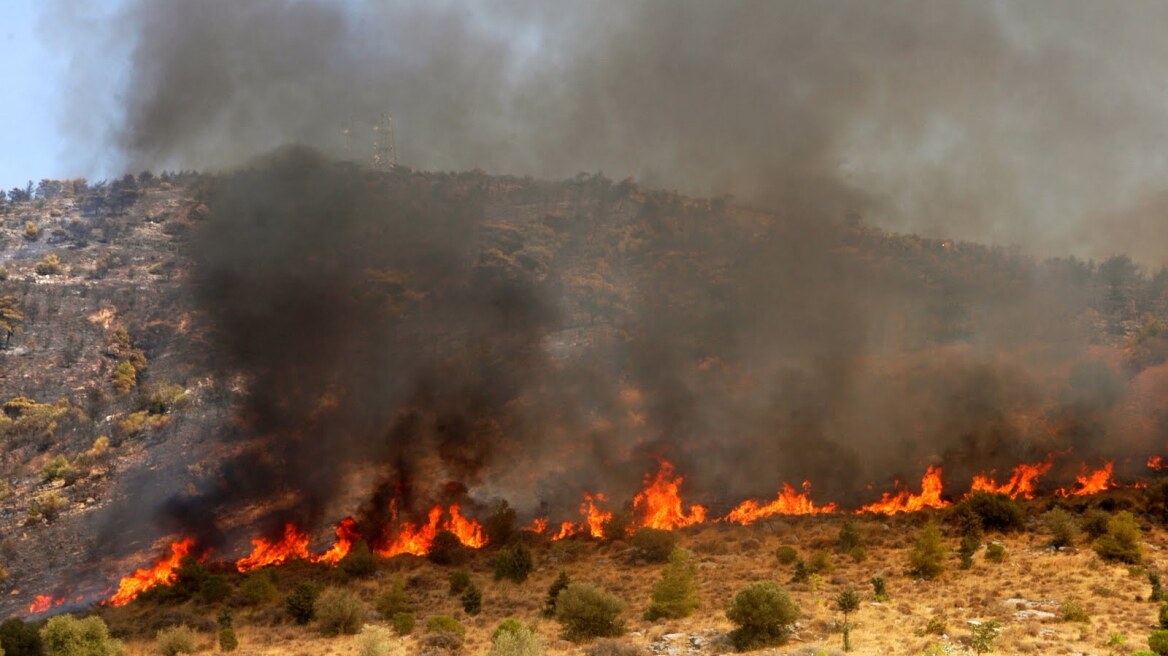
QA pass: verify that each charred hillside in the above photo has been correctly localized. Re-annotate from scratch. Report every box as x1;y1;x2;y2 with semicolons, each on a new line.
1;152;1168;617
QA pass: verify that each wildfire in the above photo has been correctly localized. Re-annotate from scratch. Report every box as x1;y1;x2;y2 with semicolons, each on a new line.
633;460;708;530
552;521;576;540
107;538;198;607
1150;456;1165;471
969;459;1053;499
236;523;311;572
724;481;838;525
524;518;549;534
374;504;487;557
312;517;361;566
27;594;62;615
1056;462;1115;497
447;504;487;548
857;466;950;515
582;493;613;539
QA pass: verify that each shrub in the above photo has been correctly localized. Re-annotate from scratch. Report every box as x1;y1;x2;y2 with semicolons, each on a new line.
375;578;413;617
23;222;39;241
1044;507;1079;549
544;571;571;617
956;492;1025;532
419;631;464;654
924;615;947;636
807;550;833;574
41;455;77;485
644;549;699;620
1153;572;1165;603
488;624;543;656
775;546;798;565
907;520;947;579
315;587;366;636
838;519;863;553
958;534;979;570
493;619;529;642
198;575;232;604
791;560;809;583
340;541;378;579
484;500;519;546
494;544;535;583
555;583;627;642
1082;509;1112;539
1095;511;1143;564
584;639;646;656
985;543;1006;563
391;612;415;636
1151;630;1168;656
29;491;68;523
461;582;482;615
111;361;138;394
217;627;237;653
35;254;61;276
356;624;392;656
726;581;800;651
0;618;42;656
286;581;320;625
428;530;468;565
40;615;125;656
602;512;633;542
871;575;889;602
1159;602;1168;629
631;528;678;563
239;571;278;606
425;615;466;637
969;620;1000;654
1060;598;1089;622
155;625;197;656
449;570;471;595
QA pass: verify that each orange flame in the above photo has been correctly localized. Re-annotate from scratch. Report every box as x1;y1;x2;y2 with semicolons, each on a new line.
27;594;63;615
552;521;577;541
107;538;198;607
312;517;361;566
582;493;613;539
1150;456;1165;471
236;523;311;572
969;459;1053;499
724;481;838;525
447;504;486;548
374;504;487;557
1056;462;1115;497
857;466;949;515
524;518;549;534
633;460;708;530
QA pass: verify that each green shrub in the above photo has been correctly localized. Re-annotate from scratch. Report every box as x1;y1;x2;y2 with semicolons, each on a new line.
340;541;378;579
29;491;68;523
775;546;798;565
0;618;43;656
1152;572;1165;603
871;575;889;602
924;615;947;635
111;361;138;394
555;583;627;642
197;575;231;604
726;581;800;651
41;455;77;485
428;530;468;565
217;627;237;653
484;500;519;546
356;624;391;656
837;588;861;652
644;549;699;620
315;587;366;636
907;520;947;579
807;550;832;574
1044;507;1079;549
790;560;809;583
391;612;415;636
1060;598;1089;622
1161;602;1168;629
39;615;125;656
956;492;1025;532
631;528;678;563
958;534;979;570
286;581;320;625
448;570;471;595
461;582;482;615
375;578;413;617
155;625;197;656
425;615;466;637
848;546;868;563
969;620;1000;654
985;543;1006;563
1152;630;1168;656
838;519;863;553
494;544;535;583
1082;509;1112;539
544;571;571;617
488;623;543;656
239;571;278;606
493;619;529;642
1095;511;1143;564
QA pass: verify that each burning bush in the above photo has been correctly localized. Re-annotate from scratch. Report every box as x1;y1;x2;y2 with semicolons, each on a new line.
1094;510;1143;564
726;581;800;651
39;615;125;656
907;520;947;579
155;625;197;656
644;548;698;621
315;587;366;636
554;583;627;642
630;528;678;563
494;544;534;583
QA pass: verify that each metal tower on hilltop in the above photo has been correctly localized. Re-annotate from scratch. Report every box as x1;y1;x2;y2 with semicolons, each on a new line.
372;113;397;171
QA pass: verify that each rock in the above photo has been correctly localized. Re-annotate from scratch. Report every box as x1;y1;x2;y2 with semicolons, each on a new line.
1013;609;1056;621
662;633;685;641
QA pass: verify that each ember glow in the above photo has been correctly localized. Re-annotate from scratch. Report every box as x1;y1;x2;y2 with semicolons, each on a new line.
107;538;198;607
857;466;949;515
312;517;361;566
969;459;1053;499
632;460;708;530
1150;456;1165;471
27;594;62;615
236;523;311;572
724;481;839;525
1056;462;1115;497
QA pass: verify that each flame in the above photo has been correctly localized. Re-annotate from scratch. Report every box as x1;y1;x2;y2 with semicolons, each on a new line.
374;504;486;557
633;460;708;530
582;493;613;539
1150;455;1165;471
552;521;577;541
524;518;549;534
724;481;838;525
27;595;63;615
1056;462;1115;497
857;466;949;515
312;517;361;566
447;504;486;548
236;523;311;572
107;538;198;607
969;459;1053;499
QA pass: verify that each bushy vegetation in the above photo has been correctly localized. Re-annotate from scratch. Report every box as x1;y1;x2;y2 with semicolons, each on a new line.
956;492;1025;532
375;578;413;617
836;588;861;652
494;544;535;583
391;612;415;636
484;500;519;546
40;615;125;656
871;575;889;602
448;570;471;595
1044;507;1080;549
775;545;798;565
584;639;646;656
28;491;68;523
428;530;469;565
555;583;627;642
544;571;571;617
285;581;320;625
356;624;392;656
425;615;466;637
340;541;378;579
315;587;366;636
461;582;482;615
1094;511;1143;564
969;620;1000;654
1151;629;1168;656
154;625;197;656
239;570;278;606
907;520;947;579
726;581;800;651
1060;598;1090;622
631;528;678;563
1;618;43;656
488;621;543;656
837;519;863;553
644;549;699;620
985;543;1006;563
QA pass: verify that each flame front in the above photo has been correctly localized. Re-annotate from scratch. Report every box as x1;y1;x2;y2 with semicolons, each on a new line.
312;517;361;566
374;504;486;557
969;459;1053;499
107;538;197;607
236;523;311;572
724;481;838;525
447;504;486;548
27;594;62;615
858;466;949;515
1056;462;1115;497
632;460;708;530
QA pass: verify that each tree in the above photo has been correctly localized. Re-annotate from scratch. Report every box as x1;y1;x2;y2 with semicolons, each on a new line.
907;520;947;579
39;615;125;656
554;583;626;642
836;588;861;652
1094;511;1143;564
644;549;699;620
0;296;24;350
726;581;800;651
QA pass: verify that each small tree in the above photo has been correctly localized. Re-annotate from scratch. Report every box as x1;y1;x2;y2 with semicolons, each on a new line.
286;582;320;625
907;520;947;579
494;544;535;583
554;583;626;642
39;615;125;656
484;500;518;546
356;624;391;656
375;578;413;617
631;528;678;563
1152;572;1165;603
871;575;889;602
488;622;543;656
0;296;24;350
726;581;800;651
836;588;861;652
838;519;863;553
544;571;570;618
969;620;1000;654
217;609;238;653
958;534;979;570
461;582;482;615
644;548;699;620
1094;510;1143;564
448;570;471;595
